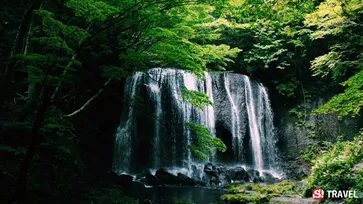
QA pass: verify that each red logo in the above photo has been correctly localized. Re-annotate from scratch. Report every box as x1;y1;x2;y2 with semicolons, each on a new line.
313;188;324;200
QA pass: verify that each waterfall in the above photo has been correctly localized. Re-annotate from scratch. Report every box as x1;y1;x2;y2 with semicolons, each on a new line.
112;72;143;172
113;68;279;174
224;74;241;160
244;76;264;171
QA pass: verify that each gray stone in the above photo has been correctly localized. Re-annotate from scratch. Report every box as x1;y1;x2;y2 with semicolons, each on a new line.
352;163;363;173
261;171;280;183
269;195;316;204
155;168;180;185
177;173;197;186
145;171;164;186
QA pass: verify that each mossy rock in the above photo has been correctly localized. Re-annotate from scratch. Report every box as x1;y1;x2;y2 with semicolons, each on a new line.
221;180;302;203
227;181;299;195
221;192;269;203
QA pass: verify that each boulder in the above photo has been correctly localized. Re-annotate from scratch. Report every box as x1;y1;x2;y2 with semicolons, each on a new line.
191;164;203;179
209;175;220;186
203;163;258;186
202;173;220;187
155;168;180;185
246;168;262;183
196;180;207;186
177;173;197;186
105;172;134;187
225;166;249;182
131;180;146;189
261;171;279;183
202;163;222;186
352;163;363;173
204;163;218;176
145;171;164;186
281;161;311;180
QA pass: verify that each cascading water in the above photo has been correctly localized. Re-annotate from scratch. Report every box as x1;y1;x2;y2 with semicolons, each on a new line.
113;68;279;175
113;72;143;173
244;76;263;171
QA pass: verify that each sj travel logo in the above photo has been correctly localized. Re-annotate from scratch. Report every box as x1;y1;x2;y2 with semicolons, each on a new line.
313;188;359;201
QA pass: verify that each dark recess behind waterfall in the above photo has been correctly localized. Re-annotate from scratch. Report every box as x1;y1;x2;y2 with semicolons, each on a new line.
72;80;124;178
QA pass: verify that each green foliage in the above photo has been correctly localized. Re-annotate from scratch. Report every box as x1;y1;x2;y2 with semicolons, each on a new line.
243;20;293;71
305;0;362;40
303;132;363;203
310;51;343;78
289;108;304;119
305;0;363;118
141;4;241;77
182;86;214;109
275;81;298;98
185;122;226;160
314;70;363;119
300;141;333;164
0;145;26;156
35;9;89;43
65;0;119;22
101;65;128;80
210;0;319;101
305;0;347;39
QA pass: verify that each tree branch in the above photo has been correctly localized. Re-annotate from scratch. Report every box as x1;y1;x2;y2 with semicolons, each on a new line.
64;78;112;117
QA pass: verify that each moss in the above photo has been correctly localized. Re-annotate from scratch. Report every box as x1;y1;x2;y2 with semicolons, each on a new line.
222;180;300;203
228;180;299;195
221;192;269;204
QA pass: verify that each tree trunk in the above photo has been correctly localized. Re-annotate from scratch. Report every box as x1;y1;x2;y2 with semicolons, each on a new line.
1;0;44;110
23;1;43;116
2;0;43;87
18;3;44;120
25;21;37;105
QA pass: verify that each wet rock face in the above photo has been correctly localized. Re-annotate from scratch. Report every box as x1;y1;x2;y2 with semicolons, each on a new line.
177;173;197;186
246;168;262;183
200;163;279;186
261;171;280;183
131;164;281;187
145;171;164;186
225;166;249;182
202;163;221;186
204;163;218;176
276;98;360;162
143;168;199;186
280;162;311;180
191;164;203;180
